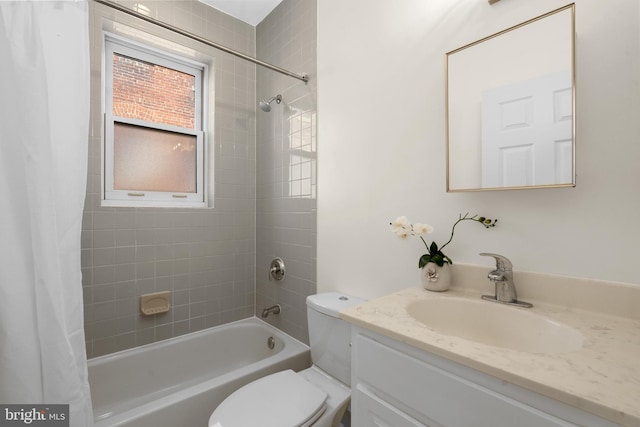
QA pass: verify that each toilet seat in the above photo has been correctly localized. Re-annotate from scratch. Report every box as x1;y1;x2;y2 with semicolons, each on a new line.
208;369;328;427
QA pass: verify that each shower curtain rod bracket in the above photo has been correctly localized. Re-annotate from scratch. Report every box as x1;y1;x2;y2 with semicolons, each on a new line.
92;0;309;84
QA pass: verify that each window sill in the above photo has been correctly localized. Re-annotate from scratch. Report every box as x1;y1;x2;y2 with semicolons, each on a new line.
101;199;207;209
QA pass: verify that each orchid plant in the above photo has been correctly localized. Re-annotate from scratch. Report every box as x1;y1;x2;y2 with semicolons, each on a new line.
390;213;498;268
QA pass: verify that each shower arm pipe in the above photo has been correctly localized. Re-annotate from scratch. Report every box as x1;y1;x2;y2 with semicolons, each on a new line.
91;0;309;84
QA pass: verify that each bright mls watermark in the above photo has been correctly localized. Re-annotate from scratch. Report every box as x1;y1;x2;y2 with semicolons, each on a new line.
0;405;69;426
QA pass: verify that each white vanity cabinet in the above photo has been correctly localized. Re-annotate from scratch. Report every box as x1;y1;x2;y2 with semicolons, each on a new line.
350;326;618;427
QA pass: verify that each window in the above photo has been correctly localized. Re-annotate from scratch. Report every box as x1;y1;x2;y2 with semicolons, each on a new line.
288;111;316;199
103;34;207;207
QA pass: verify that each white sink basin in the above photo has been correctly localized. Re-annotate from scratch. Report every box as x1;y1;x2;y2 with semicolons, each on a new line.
406;298;584;354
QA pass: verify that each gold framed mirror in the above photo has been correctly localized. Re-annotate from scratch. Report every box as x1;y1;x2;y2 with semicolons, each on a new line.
446;4;575;192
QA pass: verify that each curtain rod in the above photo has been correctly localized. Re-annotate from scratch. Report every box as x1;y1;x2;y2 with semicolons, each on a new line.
91;0;309;84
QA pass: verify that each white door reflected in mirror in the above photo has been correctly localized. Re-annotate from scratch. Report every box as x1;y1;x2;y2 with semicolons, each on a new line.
481;70;573;188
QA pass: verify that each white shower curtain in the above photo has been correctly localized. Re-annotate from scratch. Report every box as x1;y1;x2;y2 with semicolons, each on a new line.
0;1;93;426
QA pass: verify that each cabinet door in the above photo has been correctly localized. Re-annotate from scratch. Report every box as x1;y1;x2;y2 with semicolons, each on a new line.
354;334;577;427
355;385;432;427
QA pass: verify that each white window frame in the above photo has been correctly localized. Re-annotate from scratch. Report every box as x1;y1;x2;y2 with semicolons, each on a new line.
103;33;207;208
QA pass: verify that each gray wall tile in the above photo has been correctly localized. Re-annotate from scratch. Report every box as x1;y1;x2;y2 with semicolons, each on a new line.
84;0;257;358
84;0;317;358
255;0;318;345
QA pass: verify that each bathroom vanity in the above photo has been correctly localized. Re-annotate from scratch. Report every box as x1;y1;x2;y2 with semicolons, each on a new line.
350;326;616;427
340;270;640;427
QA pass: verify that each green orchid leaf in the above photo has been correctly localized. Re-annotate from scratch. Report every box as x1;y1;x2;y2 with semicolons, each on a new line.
429;241;438;254
419;254;431;269
431;253;445;267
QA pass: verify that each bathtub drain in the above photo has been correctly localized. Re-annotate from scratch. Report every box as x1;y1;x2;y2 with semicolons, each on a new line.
267;336;275;350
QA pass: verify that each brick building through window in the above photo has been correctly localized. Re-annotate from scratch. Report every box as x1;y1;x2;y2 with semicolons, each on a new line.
112;54;196;129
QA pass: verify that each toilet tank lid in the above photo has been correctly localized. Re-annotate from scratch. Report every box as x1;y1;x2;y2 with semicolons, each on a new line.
306;292;365;317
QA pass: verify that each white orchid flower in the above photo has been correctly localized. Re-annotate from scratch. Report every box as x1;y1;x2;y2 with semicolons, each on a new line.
395;228;411;239
412;223;433;235
389;216;409;234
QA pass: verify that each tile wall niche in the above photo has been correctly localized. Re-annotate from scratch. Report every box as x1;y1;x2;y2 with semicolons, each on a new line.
83;0;257;357
256;0;318;344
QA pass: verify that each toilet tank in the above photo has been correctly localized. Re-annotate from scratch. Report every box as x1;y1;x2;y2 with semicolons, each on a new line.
306;293;365;386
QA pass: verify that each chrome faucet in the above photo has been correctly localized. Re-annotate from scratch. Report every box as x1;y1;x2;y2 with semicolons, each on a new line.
261;304;281;318
480;253;532;308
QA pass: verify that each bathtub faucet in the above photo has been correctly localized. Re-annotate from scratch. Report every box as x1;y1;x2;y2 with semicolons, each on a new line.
261;304;281;318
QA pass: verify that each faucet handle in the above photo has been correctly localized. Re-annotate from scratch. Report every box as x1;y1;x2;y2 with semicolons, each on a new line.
479;253;513;271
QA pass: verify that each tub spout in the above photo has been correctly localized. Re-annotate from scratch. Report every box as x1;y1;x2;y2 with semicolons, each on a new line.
261;304;281;318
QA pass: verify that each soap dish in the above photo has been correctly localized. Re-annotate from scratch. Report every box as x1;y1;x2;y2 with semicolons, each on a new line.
140;291;171;316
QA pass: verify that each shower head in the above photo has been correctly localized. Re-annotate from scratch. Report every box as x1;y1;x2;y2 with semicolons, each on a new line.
259;94;282;112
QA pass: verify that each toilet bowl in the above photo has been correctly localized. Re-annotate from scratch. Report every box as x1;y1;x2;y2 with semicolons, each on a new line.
208;292;364;427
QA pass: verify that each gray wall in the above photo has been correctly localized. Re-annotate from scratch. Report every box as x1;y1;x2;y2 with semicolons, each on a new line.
83;0;318;357
255;0;318;344
83;1;257;358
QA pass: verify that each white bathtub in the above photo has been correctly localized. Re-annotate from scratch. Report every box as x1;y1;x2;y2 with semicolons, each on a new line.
88;318;311;427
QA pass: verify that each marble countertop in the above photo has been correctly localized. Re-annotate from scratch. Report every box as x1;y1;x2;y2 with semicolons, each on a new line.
340;286;640;427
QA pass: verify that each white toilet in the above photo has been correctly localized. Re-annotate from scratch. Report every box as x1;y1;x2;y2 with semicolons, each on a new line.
208;292;365;427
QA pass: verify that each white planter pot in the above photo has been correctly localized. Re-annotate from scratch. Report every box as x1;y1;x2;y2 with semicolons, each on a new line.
420;262;451;292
